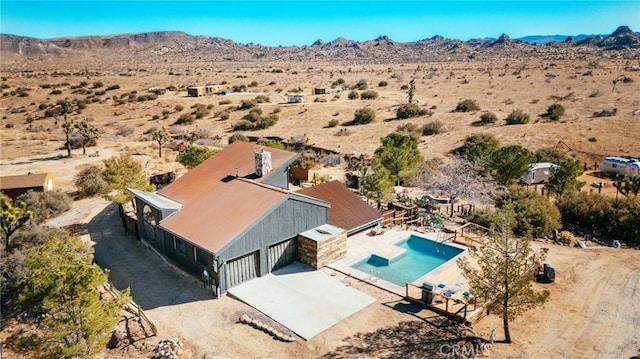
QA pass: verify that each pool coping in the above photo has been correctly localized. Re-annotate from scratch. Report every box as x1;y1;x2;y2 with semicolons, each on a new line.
327;229;469;297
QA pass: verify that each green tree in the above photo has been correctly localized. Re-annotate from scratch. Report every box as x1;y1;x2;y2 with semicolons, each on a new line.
373;132;423;185
489;145;536;185
18;235;130;358
457;133;500;163
0;196;33;249
152;127;171;158
396;103;428;120
101;155;155;205
74;121;100;155
176;145;218;169
74;165;110;197
457;208;550;343
353;107;376;125
545;159;584;198
361;164;395;209
535;147;567;164
407;79;416;104
497;187;561;238
614;175;640;198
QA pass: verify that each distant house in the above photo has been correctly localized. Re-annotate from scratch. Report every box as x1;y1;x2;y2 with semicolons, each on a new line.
287;92;305;103
521;162;557;185
0;172;56;200
599;157;640;177
313;87;327;95
297;180;382;235
187;84;229;97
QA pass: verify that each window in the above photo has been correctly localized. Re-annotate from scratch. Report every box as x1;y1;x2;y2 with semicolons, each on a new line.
174;237;186;255
194;247;209;267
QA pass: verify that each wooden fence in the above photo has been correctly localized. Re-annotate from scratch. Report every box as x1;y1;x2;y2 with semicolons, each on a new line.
103;282;157;337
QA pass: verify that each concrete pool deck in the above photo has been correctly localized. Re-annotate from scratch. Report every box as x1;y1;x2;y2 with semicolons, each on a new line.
327;229;469;296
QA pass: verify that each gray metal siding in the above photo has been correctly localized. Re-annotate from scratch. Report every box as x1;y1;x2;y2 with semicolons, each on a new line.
262;167;289;189
268;237;297;271
219;196;327;278
226;251;259;288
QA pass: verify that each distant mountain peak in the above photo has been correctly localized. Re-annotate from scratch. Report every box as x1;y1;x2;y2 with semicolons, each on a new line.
312;39;324;46
612;25;633;37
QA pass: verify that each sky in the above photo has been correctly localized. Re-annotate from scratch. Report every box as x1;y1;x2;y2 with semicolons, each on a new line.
1;1;638;46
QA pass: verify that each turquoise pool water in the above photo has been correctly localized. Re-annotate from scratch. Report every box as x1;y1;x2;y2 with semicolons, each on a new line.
351;235;464;286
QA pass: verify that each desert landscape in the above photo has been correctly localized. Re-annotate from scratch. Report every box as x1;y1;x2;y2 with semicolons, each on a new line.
1;25;639;358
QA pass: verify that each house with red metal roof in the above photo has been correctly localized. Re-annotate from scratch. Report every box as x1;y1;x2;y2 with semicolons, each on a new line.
131;141;383;294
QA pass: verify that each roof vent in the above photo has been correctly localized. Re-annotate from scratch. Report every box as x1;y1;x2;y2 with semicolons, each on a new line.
255;149;272;177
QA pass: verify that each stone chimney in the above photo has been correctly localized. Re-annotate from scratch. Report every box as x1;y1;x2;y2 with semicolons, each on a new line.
255;149;272;177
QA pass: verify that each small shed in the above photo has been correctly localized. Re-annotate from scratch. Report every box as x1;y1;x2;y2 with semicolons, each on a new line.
0;173;56;200
521;162;557;185
313;87;327;95
287;92;305;104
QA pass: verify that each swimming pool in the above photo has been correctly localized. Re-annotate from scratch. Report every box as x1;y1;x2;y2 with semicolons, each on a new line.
351;235;465;286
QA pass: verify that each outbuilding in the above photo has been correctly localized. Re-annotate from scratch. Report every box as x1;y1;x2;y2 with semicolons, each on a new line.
0;172;56;200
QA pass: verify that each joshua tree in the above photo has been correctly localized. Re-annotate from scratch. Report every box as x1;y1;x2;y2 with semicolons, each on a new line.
55;101;74;158
75;120;100;155
152;127;171;158
407;79;416;104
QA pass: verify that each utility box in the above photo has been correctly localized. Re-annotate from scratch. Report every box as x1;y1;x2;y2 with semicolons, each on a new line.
543;264;556;282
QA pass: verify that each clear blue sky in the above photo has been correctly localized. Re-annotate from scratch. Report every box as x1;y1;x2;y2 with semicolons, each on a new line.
1;1;638;46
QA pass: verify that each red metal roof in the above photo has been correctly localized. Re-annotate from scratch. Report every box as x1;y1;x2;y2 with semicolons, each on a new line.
156;141;299;253
297;180;382;234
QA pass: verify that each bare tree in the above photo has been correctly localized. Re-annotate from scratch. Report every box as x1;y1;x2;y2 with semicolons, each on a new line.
413;156;497;216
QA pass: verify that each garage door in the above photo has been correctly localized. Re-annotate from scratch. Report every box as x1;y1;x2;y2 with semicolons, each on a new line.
226;251;259;288
268;238;297;272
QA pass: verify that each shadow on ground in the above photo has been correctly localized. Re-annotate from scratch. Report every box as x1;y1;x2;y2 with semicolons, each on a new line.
88;203;212;310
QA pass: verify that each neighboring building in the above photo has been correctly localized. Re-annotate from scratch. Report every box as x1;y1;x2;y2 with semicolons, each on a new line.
287;92;305;103
187;84;229;97
131;142;330;294
599;157;640;177
297;180;382;235
0;172;56;200
313;87;327;95
521;162;557;185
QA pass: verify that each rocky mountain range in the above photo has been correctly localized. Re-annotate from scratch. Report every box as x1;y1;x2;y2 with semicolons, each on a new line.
1;26;638;66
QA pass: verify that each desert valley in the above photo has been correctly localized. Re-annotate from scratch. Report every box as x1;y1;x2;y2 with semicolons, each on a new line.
0;25;639;359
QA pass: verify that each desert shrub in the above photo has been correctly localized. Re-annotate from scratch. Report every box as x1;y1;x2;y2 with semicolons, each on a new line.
248;81;259;87
106;84;120;91
454;99;480;112
505;109;530;124
557;231;576;246
535;147;567;163
17;190;72;224
327;119;339;128
378;81;388;87
353;107;375;125
360;90;379;100
219;99;232;105
50;89;62;95
314;97;327;103
255;115;278;130
348;90;360;100
74;165;110;197
173;114;195;126
161;109;171;119
193;105;210;119
396;103;430;119
242;109;263;122
422;120;445;136
116;125;135;137
546;103;565;121
92;81;103;88
396;122;421;142
335;78;345;85
557;193;640;244
477;112;498;125
238;99;258;110
5;123;14;129
593;108;616;117
174;104;184;112
219;112;230;121
355;79;368;90
319;154;342;167
254;95;270;103
38;103;48;110
228;133;248;144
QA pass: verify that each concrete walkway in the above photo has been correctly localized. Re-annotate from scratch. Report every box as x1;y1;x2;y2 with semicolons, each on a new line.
228;262;376;340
